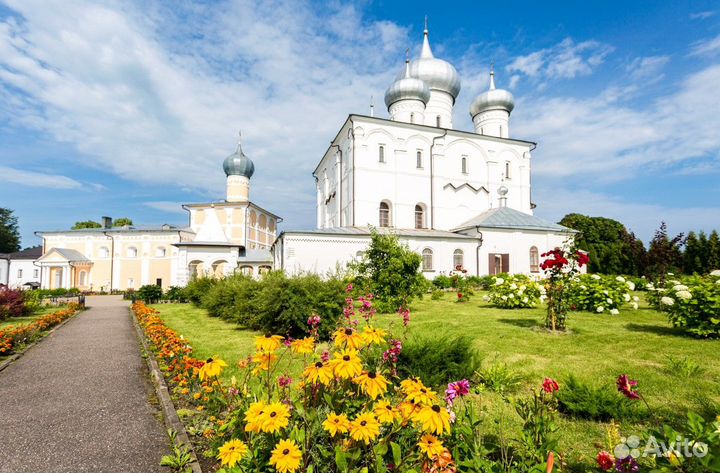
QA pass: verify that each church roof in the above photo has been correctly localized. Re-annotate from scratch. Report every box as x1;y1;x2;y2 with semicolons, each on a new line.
451;207;574;233
38;248;91;263
3;246;43;260
279;226;477;240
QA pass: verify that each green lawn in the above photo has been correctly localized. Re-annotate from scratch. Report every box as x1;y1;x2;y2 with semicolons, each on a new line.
151;293;720;468
0;306;64;329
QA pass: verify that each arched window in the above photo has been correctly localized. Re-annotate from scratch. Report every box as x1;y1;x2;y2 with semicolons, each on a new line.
461;156;468;174
453;249;464;270
356;250;365;259
414;204;425;229
189;260;203;279
99;246;109;258
530;246;540;273
436;115;441;127
505;161;511;179
240;265;253;276
79;271;86;287
378;145;385;163
416;151;423;169
379;201;391;227
127;246;138;258
155;246;166;257
258;265;271;275
422;248;433;271
259;214;267;230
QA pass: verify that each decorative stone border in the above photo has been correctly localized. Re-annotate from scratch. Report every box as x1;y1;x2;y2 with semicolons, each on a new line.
131;309;203;473
0;311;80;374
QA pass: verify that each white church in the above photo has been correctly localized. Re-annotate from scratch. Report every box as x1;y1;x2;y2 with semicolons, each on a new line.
30;24;573;291
273;25;573;277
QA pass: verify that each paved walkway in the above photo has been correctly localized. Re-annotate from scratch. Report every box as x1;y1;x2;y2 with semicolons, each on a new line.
0;296;168;473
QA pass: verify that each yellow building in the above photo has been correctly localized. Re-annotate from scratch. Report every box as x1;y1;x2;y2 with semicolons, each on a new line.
36;134;280;291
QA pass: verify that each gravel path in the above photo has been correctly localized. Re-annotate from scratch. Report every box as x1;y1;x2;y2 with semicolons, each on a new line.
0;296;169;473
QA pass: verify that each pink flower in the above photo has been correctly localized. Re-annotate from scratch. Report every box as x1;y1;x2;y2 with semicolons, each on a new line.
616;374;640;400
278;375;293;388
542;377;560;394
446;379;471;404
320;350;330;363
307;315;321;327
397;306;411;326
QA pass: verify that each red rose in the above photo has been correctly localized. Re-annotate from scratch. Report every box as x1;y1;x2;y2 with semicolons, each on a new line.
542;377;559;393
596;451;614;471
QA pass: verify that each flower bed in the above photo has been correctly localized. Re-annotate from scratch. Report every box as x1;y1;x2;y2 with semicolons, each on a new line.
486;274;543;309
647;275;720;337
132;298;563;472
0;303;81;355
566;274;637;314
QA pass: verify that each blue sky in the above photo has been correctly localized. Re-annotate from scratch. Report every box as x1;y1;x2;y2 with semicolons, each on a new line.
1;0;719;247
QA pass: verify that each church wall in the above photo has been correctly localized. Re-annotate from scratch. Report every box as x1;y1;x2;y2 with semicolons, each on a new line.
457;228;570;275
276;233;479;278
346;117;533;232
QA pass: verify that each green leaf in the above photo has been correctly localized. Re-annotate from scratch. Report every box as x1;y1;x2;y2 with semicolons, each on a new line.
391;442;402;467
335;446;348;472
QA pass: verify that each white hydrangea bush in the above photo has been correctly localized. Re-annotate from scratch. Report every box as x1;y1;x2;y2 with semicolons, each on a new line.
566;274;635;314
486;274;543;309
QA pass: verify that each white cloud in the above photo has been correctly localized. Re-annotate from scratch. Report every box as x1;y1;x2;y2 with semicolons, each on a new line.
512;64;720;179
690;34;720;56
506;38;613;86
0;0;413;229
626;55;670;80
143;201;187;214
689;11;716;20
0;165;83;189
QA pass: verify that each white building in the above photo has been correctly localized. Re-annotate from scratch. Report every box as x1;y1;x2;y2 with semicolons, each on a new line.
0;246;43;289
35;135;279;291
274;24;573;277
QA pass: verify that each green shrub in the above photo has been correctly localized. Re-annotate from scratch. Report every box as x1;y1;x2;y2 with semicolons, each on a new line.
202;273;260;323
645;412;720;472
200;271;345;339
649;275;720;337
183;277;218;306
396;335;481;388
430;289;443;300
476;362;526;393
487;274;543;309
351;231;425;312
566;274;635;314
432;275;453;289
163;286;187;302
34;288;80;298
137;284;163;303
467;275;495;290
556;375;644;421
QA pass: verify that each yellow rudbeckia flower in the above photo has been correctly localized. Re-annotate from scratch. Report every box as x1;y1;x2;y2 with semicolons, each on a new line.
217;439;248;468
255;334;284;352
374;400;400;424
302;361;334;385
198;357;228;381
260;401;291;434
269;439;302;473
244;400;267;433
416;404;451;435
322;412;350;437
329;349;363;379
417;434;445;459
405;383;439;406
333;327;366;350
349;412;381;444
252;351;278;373
290;337;315;354
362;326;387;345
353;371;389;399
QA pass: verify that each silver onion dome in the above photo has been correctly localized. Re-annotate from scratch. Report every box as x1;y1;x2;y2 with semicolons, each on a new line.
384;58;431;107
470;68;515;117
401;26;461;100
223;132;255;178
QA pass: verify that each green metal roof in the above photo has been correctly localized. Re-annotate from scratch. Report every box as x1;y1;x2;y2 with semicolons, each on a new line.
451;207;574;233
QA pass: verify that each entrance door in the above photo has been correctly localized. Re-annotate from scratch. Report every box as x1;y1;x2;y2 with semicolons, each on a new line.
156;278;162;287
488;253;510;275
55;268;63;288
